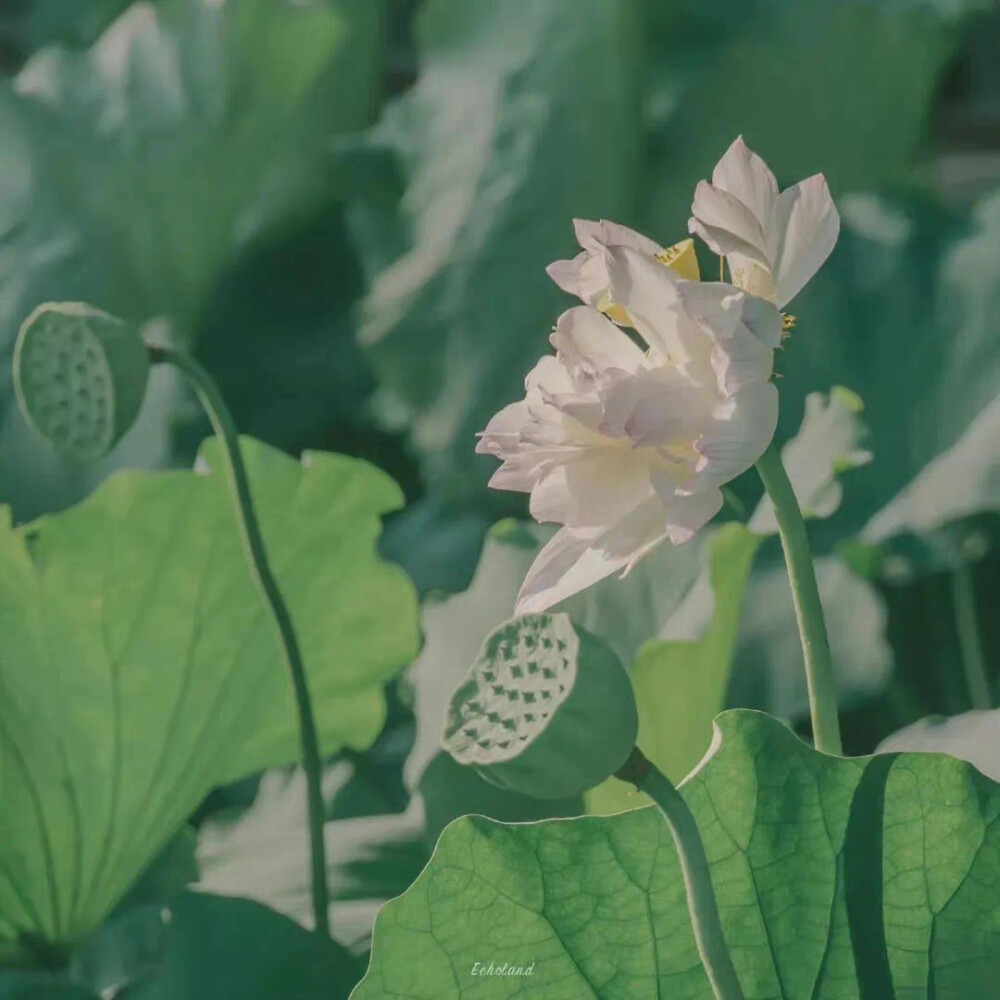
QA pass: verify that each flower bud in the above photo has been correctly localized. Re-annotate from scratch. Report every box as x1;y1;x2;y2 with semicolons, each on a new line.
442;612;638;799
14;303;150;460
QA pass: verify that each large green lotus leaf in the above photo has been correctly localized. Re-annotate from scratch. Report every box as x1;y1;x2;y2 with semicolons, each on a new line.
353;0;643;501
354;709;1000;999
0;436;418;959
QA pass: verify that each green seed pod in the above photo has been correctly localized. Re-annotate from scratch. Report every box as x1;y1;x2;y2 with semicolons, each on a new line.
442;612;638;799
13;303;150;460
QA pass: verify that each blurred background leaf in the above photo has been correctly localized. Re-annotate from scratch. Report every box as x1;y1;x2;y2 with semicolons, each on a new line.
351;0;644;506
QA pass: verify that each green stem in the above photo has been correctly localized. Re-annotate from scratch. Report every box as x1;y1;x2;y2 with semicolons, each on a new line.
952;561;993;710
755;443;843;755
149;345;330;938
616;749;744;1000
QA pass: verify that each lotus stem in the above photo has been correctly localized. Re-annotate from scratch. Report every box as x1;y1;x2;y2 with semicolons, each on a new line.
148;345;330;938
616;748;744;1000
755;443;843;755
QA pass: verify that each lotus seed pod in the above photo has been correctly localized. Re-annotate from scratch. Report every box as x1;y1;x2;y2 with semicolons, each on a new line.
442;612;638;799
13;303;150;460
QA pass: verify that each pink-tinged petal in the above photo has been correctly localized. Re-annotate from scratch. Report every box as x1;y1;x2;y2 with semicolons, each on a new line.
529;450;653;529
487;461;539;491
677;281;782;347
572;218;605;249
710;136;779;225
550;306;646;378
515;498;670;613
476;399;529;456
770;173;840;306
675;282;780;394
647;476;725;545
603;247;713;380
686;381;779;493
525;354;576;396
572;218;663;257
601;365;710;448
688;181;771;267
546;253;587;297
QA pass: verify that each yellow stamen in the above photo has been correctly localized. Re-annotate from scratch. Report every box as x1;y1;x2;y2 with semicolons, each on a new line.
655;238;700;281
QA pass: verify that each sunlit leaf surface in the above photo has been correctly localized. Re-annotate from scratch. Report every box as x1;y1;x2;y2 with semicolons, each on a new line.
356;710;1000;999
0;437;418;955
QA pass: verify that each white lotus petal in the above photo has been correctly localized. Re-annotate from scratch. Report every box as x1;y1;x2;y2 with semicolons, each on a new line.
687;381;779;493
550;305;646;378
545;252;588;298
572;218;663;257
515;499;670;613
711;136;779;225
675;282;779;394
603;246;715;379
770;173;840;306
688;181;771;266
476;400;530;456
601;365;710;448
649;479;725;546
529;450;653;529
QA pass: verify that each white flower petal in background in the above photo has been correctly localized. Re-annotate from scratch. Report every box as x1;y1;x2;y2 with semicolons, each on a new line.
877;710;1000;785
689;135;840;307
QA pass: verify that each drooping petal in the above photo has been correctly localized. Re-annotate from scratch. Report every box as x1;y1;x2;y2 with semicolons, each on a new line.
769;173;840;306
647;476;725;546
688;181;771;267
550;306;646;379
686;380;779;493
515;498;670;613
710;135;779;226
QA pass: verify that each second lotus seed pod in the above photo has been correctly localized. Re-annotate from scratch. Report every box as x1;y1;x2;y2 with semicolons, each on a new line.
442;612;638;799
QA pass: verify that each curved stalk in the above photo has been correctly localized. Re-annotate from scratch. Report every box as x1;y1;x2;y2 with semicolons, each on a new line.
755;443;843;755
616;748;744;1000
148;345;330;937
